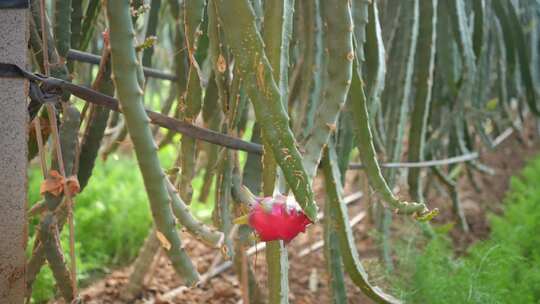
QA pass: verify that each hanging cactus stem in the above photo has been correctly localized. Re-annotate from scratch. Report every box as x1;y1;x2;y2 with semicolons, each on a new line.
106;0;199;285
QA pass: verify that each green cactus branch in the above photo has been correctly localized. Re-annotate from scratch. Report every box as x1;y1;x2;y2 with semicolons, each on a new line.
78;48;113;191
322;147;401;304
382;0;419;171
207;0;229;111
324;190;348;304
493;0;539;115
301;0;354;181
407;0;438;203
214;0;318;222
39;214;74;302
260;2;295;302
176;0;206;203
166;180;225;248
26;106;79;299
142;0;162;68
213;149;234;257
43;105;80;211
362;0;386;140
295;0;322;137
106;0;199;285
349;61;435;218
54;0;72;60
79;0;101;51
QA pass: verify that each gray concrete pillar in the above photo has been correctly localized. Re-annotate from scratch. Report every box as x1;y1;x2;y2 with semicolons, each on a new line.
0;4;29;303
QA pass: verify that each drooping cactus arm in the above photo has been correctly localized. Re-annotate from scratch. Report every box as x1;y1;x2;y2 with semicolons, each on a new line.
349;59;434;217
105;0;199;285
322;147;401;304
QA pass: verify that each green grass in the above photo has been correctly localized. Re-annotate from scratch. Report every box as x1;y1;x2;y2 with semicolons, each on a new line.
392;155;540;303
27;145;214;302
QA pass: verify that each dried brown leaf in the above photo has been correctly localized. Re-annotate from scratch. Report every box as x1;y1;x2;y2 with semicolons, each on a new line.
156;231;172;251
40;170;65;196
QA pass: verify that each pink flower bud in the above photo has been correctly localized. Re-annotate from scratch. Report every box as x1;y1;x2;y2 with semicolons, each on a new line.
248;195;312;242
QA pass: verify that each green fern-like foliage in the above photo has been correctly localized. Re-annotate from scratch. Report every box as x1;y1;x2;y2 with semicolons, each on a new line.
394;155;540;303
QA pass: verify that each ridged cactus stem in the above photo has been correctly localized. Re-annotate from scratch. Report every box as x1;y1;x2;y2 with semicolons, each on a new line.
408;0;438;203
301;0;354;181
266;240;289;304
166;181;225;248
177;0;206;203
350;64;431;217
243;123;263;195
295;0;322;137
70;0;82;48
142;0;162;68
215;0;318;221
39;214;74;302
207;0;229;111
54;0;72;60
200;74;222;202
30;0;70;82
323;186;348;304
383;0;419;173
493;0;539;115
262;0;294;107
214;149;234;257
79;0;101;51
26;106;80;300
78;48;113;190
363;1;386;126
106;0;199;285
261;2;295;302
471;0;485;60
322;147;401;304
44;105;80;211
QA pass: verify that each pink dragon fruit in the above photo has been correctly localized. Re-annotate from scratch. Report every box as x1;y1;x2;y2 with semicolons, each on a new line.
247;194;312;242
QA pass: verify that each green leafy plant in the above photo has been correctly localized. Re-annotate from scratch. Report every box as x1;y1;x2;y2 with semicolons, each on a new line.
392;156;540;303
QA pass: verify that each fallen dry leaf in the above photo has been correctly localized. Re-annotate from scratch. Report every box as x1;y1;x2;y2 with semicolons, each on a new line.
156;231;172;251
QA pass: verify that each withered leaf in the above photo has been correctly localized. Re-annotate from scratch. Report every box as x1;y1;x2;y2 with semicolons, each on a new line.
156;231;172;251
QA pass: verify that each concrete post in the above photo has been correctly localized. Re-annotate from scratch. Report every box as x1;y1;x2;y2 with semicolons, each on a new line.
0;3;29;303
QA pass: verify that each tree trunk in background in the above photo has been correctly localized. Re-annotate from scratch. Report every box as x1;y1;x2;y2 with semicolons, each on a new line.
0;4;28;303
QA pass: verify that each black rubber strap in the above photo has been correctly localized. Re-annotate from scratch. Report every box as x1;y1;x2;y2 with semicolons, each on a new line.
0;0;29;9
0;62;264;155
